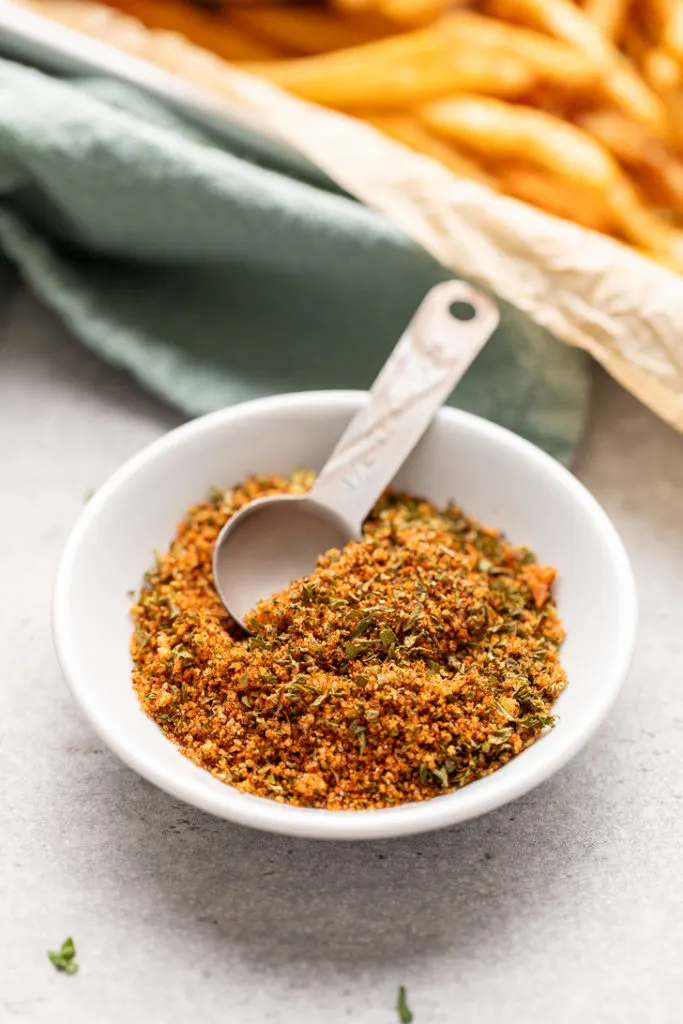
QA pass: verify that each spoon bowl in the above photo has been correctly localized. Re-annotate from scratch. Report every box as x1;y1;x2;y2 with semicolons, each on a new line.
213;494;357;626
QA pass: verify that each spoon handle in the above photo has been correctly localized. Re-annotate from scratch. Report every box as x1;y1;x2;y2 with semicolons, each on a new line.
308;281;499;532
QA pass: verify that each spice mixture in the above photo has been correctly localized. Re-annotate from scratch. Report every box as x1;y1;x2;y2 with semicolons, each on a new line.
131;472;566;810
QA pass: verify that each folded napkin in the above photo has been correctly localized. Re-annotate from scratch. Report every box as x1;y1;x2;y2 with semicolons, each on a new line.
0;56;590;464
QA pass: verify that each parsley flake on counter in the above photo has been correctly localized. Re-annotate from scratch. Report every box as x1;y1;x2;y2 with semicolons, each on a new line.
47;937;78;975
397;985;413;1023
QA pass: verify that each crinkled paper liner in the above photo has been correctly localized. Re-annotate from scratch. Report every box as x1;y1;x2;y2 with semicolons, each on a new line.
15;0;683;431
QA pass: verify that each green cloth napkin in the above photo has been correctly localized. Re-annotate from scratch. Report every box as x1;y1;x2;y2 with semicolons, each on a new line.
0;57;590;464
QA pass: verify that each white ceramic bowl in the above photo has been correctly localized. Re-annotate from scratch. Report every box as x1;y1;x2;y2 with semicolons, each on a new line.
53;392;636;840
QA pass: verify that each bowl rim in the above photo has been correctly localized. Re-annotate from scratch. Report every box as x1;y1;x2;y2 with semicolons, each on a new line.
53;390;637;840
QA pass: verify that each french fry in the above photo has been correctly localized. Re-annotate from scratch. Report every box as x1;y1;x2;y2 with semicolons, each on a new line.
103;0;281;61
621;28;683;135
246;35;536;108
578;108;664;166
641;46;683;152
330;0;386;12
249;52;535;110
486;0;612;55
582;0;629;42
644;46;683;91
485;117;683;264
245;21;442;77
417;92;683;262
609;178;683;265
419;95;618;192
440;12;600;90
363;112;497;184
663;5;683;64
496;166;613;231
376;0;469;29
638;1;673;42
621;21;650;68
249;11;601;105
228;6;391;57
486;0;668;136
578;109;683;215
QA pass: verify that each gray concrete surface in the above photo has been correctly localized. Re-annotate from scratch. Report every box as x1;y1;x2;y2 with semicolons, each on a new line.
1;288;681;1023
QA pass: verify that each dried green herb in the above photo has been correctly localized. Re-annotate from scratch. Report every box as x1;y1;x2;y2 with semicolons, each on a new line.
134;627;149;652
47;937;78;975
350;720;367;755
172;645;194;663
349;612;377;639
284;677;319;700
345;640;375;660
380;627;398;655
210;485;229;503
403;604;423;632
397;985;413;1023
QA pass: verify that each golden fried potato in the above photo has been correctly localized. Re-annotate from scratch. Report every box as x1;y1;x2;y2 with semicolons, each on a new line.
662;5;683;64
245;31;537;108
419;95;618;192
229;6;392;57
638;1;674;43
486;0;668;135
579;108;683;215
442;12;600;89
621;21;650;68
103;0;282;61
496;166;614;231
376;0;469;29
609;178;683;264
582;0;630;42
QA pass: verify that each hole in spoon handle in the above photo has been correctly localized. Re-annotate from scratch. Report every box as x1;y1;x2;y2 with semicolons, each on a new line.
309;281;500;531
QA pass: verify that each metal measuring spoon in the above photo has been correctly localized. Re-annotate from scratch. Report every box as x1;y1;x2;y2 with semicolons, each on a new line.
213;281;499;629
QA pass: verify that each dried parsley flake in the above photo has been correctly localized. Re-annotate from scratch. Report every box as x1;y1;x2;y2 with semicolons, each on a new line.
397;985;413;1023
47;937;78;975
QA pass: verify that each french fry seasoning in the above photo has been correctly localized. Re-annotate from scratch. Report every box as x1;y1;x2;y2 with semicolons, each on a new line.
131;472;566;810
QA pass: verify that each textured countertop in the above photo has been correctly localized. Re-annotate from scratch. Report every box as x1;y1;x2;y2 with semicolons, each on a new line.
2;288;682;1024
